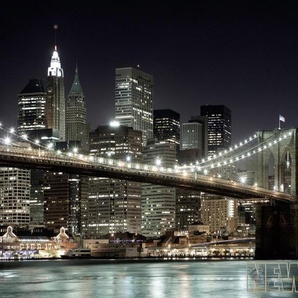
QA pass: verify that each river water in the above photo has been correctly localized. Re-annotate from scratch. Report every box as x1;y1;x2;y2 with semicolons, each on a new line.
0;259;296;297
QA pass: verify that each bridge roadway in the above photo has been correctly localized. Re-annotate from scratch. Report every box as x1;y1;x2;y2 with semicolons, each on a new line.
0;145;294;202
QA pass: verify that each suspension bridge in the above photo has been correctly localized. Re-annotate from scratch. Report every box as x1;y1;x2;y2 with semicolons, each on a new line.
1;124;298;259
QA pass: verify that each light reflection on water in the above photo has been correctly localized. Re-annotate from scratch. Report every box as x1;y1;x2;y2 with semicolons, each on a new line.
0;259;296;298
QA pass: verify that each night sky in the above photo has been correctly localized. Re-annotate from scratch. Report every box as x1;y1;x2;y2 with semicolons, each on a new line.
1;0;298;143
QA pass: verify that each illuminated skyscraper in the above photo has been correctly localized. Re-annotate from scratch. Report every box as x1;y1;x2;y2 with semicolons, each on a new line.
46;45;65;141
17;79;47;134
115;66;154;146
141;142;177;237
44;169;88;235
84;124;143;237
200;105;231;157
0;167;30;226
16;80;48;227
153;109;180;150
66;64;88;152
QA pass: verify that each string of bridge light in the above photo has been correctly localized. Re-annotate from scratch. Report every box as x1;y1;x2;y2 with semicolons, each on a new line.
0;123;57;152
195;133;259;166
184;130;293;172
188;130;284;167
0;122;294;178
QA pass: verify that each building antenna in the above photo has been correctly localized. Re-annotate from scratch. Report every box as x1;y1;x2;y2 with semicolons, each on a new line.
54;24;58;50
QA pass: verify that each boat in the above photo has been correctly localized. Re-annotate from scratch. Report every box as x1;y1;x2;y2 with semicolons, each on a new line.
60;248;92;259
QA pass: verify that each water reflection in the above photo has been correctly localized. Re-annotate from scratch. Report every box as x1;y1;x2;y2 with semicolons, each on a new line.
0;260;296;298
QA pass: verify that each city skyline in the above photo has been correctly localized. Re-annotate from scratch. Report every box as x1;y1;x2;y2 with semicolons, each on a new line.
1;1;298;143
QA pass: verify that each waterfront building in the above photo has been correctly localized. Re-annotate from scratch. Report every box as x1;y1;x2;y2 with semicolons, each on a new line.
66;64;88;152
153;109;180;151
115;66;154;146
200;196;238;233
0;167;30;227
46;45;66;141
141;142;177;238
84;124;143;237
200;104;231;157
0;226;77;259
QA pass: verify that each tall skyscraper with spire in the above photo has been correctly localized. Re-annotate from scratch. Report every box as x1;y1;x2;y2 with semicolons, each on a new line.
46;45;66;141
66;64;88;152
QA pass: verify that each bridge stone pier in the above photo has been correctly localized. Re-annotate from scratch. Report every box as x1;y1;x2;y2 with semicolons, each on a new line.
255;128;298;259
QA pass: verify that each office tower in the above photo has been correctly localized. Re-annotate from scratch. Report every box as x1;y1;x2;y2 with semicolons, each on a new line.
46;45;66;141
66;65;88;152
141;142;177;237
0;167;30;226
17;79;47;135
200;105;231;157
153;109;180;150
44;171;88;234
115;66;154;146
200;196;238;233
84;124;142;237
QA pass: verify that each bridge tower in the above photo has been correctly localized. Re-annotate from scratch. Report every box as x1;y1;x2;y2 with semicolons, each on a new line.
256;128;297;195
255;128;298;259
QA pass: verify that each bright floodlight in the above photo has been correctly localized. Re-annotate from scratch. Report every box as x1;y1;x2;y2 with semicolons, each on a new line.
126;155;131;162
9;128;15;134
73;147;78;153
4;137;11;145
155;158;161;166
110;120;120;127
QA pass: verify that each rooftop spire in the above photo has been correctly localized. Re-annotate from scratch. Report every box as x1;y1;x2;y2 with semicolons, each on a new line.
47;25;64;77
68;63;84;97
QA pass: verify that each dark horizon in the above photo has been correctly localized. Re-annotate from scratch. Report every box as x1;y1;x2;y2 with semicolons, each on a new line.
1;0;298;143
